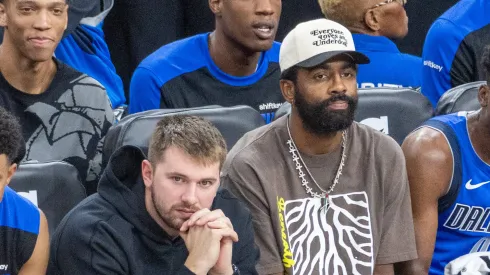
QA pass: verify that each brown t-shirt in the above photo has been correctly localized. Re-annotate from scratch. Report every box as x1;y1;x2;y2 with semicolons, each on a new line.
221;116;417;275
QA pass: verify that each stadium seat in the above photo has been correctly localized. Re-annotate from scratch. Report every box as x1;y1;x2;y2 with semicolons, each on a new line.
9;161;87;236
102;105;266;166
274;88;434;144
435;81;485;116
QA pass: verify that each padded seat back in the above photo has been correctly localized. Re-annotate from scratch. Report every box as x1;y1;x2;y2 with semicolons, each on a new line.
103;105;266;165
435;81;485;115
9;161;87;236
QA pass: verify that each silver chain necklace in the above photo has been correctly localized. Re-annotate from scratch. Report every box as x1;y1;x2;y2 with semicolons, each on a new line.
286;118;347;213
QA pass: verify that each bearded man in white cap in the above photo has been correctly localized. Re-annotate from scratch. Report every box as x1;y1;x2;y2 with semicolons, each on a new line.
221;18;417;275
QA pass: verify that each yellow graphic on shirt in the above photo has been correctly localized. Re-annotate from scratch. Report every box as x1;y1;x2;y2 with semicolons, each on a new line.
277;196;295;268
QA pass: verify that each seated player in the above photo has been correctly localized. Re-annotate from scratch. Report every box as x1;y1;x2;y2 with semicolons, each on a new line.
49;115;259;274
401;46;490;274
0;0;115;194
129;0;284;123
0;107;49;275
222;18;417;274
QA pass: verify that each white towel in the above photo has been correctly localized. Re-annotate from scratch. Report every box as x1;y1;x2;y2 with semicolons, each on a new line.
445;252;490;275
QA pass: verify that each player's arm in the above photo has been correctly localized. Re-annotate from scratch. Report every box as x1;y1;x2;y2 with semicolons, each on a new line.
19;211;49;275
395;127;453;274
129;67;164;114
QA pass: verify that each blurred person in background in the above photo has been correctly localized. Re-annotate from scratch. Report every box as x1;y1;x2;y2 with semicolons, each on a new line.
319;0;422;89
421;0;490;107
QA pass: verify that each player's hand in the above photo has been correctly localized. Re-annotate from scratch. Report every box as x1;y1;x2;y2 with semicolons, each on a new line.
180;209;238;275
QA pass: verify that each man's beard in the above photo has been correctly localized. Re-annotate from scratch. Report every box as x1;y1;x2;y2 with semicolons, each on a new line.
151;184;199;231
294;89;358;136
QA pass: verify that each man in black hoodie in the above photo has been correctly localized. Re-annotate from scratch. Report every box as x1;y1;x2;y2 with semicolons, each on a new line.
48;115;259;274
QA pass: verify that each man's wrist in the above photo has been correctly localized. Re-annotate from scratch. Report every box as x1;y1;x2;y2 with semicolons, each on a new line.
184;259;210;275
209;264;234;275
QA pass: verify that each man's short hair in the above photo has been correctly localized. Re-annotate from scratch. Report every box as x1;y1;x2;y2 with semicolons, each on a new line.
0;107;23;165
483;45;490;83
148;115;227;170
318;0;367;28
281;66;299;84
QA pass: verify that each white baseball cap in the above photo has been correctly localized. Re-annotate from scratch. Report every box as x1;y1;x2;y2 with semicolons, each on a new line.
279;18;370;73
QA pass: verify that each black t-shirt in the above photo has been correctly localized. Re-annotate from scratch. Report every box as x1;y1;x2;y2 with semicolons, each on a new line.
0;60;114;194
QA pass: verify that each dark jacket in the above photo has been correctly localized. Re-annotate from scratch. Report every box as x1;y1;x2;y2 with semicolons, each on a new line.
48;145;259;274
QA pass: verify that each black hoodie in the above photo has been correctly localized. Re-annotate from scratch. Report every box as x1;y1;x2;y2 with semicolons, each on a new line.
48;145;259;274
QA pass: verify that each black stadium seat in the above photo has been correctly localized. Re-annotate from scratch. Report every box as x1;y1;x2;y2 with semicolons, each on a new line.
274;88;434;144
435;81;485;116
102;105;266;166
9;161;87;236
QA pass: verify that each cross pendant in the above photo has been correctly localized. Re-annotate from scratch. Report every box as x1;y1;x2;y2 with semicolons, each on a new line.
320;195;329;214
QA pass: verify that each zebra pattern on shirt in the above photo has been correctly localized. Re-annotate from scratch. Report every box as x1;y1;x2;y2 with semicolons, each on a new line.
282;192;374;275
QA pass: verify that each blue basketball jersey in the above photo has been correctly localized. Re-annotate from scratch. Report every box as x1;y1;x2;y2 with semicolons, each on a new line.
423;112;490;275
0;186;40;275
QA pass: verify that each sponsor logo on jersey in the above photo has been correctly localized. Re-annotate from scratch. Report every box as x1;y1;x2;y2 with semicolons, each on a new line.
423;60;444;72
465;179;490;190
259;102;283;111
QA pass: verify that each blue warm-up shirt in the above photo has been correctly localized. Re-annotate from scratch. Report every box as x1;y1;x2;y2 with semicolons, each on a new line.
354;34;422;89
421;0;490;107
129;33;284;123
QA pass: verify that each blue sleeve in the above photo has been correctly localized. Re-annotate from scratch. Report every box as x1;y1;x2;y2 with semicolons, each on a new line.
55;25;126;109
421;19;464;107
129;67;164;114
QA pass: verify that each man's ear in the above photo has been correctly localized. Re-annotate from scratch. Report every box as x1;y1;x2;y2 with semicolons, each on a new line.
280;79;296;104
5;163;17;186
209;0;222;16
0;3;7;28
478;84;490;108
364;9;381;32
141;160;153;188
